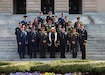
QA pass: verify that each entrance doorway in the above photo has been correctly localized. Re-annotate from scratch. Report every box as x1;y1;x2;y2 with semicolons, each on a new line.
13;0;26;14
69;0;82;14
41;0;54;14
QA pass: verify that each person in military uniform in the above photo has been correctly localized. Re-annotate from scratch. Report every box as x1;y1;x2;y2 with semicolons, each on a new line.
63;16;69;29
25;25;30;55
15;22;22;53
58;27;67;58
37;22;42;33
79;24;88;59
52;16;59;28
38;26;48;58
58;13;65;26
28;21;33;30
56;25;62;52
15;22;22;36
46;19;55;33
46;11;53;22
66;21;73;32
17;25;27;58
66;21;73;52
21;16;29;26
74;17;82;29
37;12;44;23
28;26;38;58
42;18;47;26
70;28;79;58
48;27;58;58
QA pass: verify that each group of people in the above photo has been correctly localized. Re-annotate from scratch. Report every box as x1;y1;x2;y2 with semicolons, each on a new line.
15;11;88;59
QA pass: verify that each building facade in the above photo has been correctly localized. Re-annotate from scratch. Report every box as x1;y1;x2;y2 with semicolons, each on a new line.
0;0;105;14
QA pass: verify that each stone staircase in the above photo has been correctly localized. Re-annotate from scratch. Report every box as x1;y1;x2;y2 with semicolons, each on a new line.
0;14;105;61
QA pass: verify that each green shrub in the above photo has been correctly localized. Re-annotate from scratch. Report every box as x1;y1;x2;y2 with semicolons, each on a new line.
0;62;11;66
0;60;105;74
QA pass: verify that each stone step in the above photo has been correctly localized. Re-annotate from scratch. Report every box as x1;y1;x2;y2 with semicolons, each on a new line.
0;49;17;52
0;54;105;61
0;51;105;56
0;47;104;52
0;42;102;46
87;49;105;52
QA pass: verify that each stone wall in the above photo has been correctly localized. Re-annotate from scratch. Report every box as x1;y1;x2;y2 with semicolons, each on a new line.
0;0;12;13
27;0;40;13
55;0;69;12
97;0;105;13
83;0;97;12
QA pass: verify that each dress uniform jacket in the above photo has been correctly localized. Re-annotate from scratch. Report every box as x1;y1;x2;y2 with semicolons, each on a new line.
37;16;44;23
17;30;27;58
79;29;88;59
38;31;48;58
21;20;29;26
58;17;65;26
46;15;53;22
28;30;38;58
70;32;79;58
58;31;67;58
74;21;82;28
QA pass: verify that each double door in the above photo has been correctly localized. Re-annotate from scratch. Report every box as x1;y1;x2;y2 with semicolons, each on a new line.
41;0;54;14
69;0;82;14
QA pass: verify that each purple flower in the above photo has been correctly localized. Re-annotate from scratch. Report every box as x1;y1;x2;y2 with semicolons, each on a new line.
24;72;30;75
32;72;40;75
15;72;23;75
64;73;73;75
10;73;15;75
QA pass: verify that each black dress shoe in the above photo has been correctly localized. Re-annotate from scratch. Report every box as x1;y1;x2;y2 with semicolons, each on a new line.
30;57;32;58
22;57;25;58
34;57;36;58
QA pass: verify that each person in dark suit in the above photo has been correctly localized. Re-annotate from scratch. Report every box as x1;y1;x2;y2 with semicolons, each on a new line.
48;27;58;58
79;24;88;59
58;27;67;58
17;25;27;58
70;28;79;58
38;26;48;58
28;26;38;58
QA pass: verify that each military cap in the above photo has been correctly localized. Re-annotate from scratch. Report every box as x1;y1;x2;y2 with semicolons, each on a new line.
77;17;80;19
68;21;72;23
23;15;27;18
49;10;52;13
